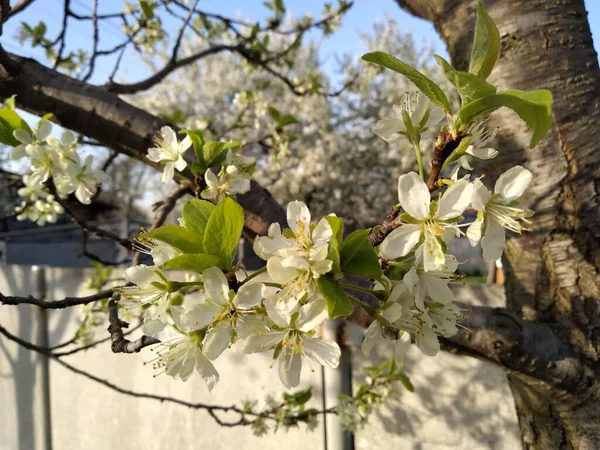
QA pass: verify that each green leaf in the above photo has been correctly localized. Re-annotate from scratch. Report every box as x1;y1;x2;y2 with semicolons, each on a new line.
0;108;31;146
267;107;300;128
340;229;383;279
203;141;229;168
140;224;204;253
182;199;215;240
434;55;496;105
163;253;222;272
362;51;451;111
139;0;155;19
4;95;17;110
469;2;501;80
397;373;415;392
181;130;205;169
317;274;354;319
203;198;244;269
456;90;553;148
325;215;344;274
283;387;312;406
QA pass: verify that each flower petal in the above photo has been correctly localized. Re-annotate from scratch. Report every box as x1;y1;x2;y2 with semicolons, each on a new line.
297;300;327;331
267;256;299;284
494;166;532;202
234;282;265;309
416;327;440;356
202;267;230;305
435;178;473;220
466;215;484;246
303;336;341;369
372;117;404;141
471;179;491;211
203;323;233;360
466;146;498;160
264;294;294;328
287;200;311;236
241;331;284;354
278;349;302;389
195;349;220;391
423;275;454;304
124;265;160;286
362;321;383;356
183;303;223;330
379;224;421;260
161;162;175;183
398;172;430;220
482;218;506;262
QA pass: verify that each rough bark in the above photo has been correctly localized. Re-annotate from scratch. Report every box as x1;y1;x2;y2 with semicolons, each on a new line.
396;0;600;448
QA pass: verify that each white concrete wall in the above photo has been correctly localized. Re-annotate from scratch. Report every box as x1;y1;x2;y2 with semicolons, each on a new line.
0;266;520;450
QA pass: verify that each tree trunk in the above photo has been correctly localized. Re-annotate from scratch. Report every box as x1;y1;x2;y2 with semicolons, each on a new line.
396;0;600;448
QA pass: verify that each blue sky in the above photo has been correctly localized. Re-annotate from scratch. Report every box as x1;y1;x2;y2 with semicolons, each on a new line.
3;0;599;88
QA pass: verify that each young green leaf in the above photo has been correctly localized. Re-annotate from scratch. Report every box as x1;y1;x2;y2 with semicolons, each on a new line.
181;130;205;169
162;253;222;272
0;106;32;146
4;95;17;111
203;141;228;168
340;229;383;279
325;215;344;274
182;199;215;239
434;55;496;105
203;198;245;269
455;90;553;148
283;387;312;406
317;274;354;319
140;224;204;253
469;2;501;80
362;51;451;111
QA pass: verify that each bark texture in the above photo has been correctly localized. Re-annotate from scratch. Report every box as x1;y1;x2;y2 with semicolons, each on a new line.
396;0;600;448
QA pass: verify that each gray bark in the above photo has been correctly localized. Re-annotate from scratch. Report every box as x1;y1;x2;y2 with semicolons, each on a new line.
396;0;600;448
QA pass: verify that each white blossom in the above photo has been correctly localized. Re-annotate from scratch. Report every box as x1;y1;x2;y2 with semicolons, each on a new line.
201;165;251;203
242;299;340;388
147;126;191;183
450;123;498;180
372;91;445;143
467;166;533;261
182;267;265;360
10;119;51;161
119;265;172;319
254;201;333;303
379;172;472;271
142;311;219;388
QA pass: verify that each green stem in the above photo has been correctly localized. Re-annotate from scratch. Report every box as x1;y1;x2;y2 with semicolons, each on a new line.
348;295;379;318
263;282;283;289
338;282;381;297
412;139;424;180
240;266;267;285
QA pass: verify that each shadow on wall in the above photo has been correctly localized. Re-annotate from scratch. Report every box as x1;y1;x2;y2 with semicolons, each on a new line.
0;265;80;450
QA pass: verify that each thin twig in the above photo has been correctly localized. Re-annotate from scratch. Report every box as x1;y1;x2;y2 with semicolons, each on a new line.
0;289;115;309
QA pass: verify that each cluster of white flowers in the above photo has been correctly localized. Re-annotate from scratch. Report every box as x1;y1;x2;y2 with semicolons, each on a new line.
9;119;105;225
147;126;253;203
201;151;253;203
120;200;341;390
120;149;533;390
360;163;533;359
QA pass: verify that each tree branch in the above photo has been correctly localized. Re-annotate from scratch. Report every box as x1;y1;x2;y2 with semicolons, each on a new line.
0;288;115;309
0;51;286;236
107;296;159;353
